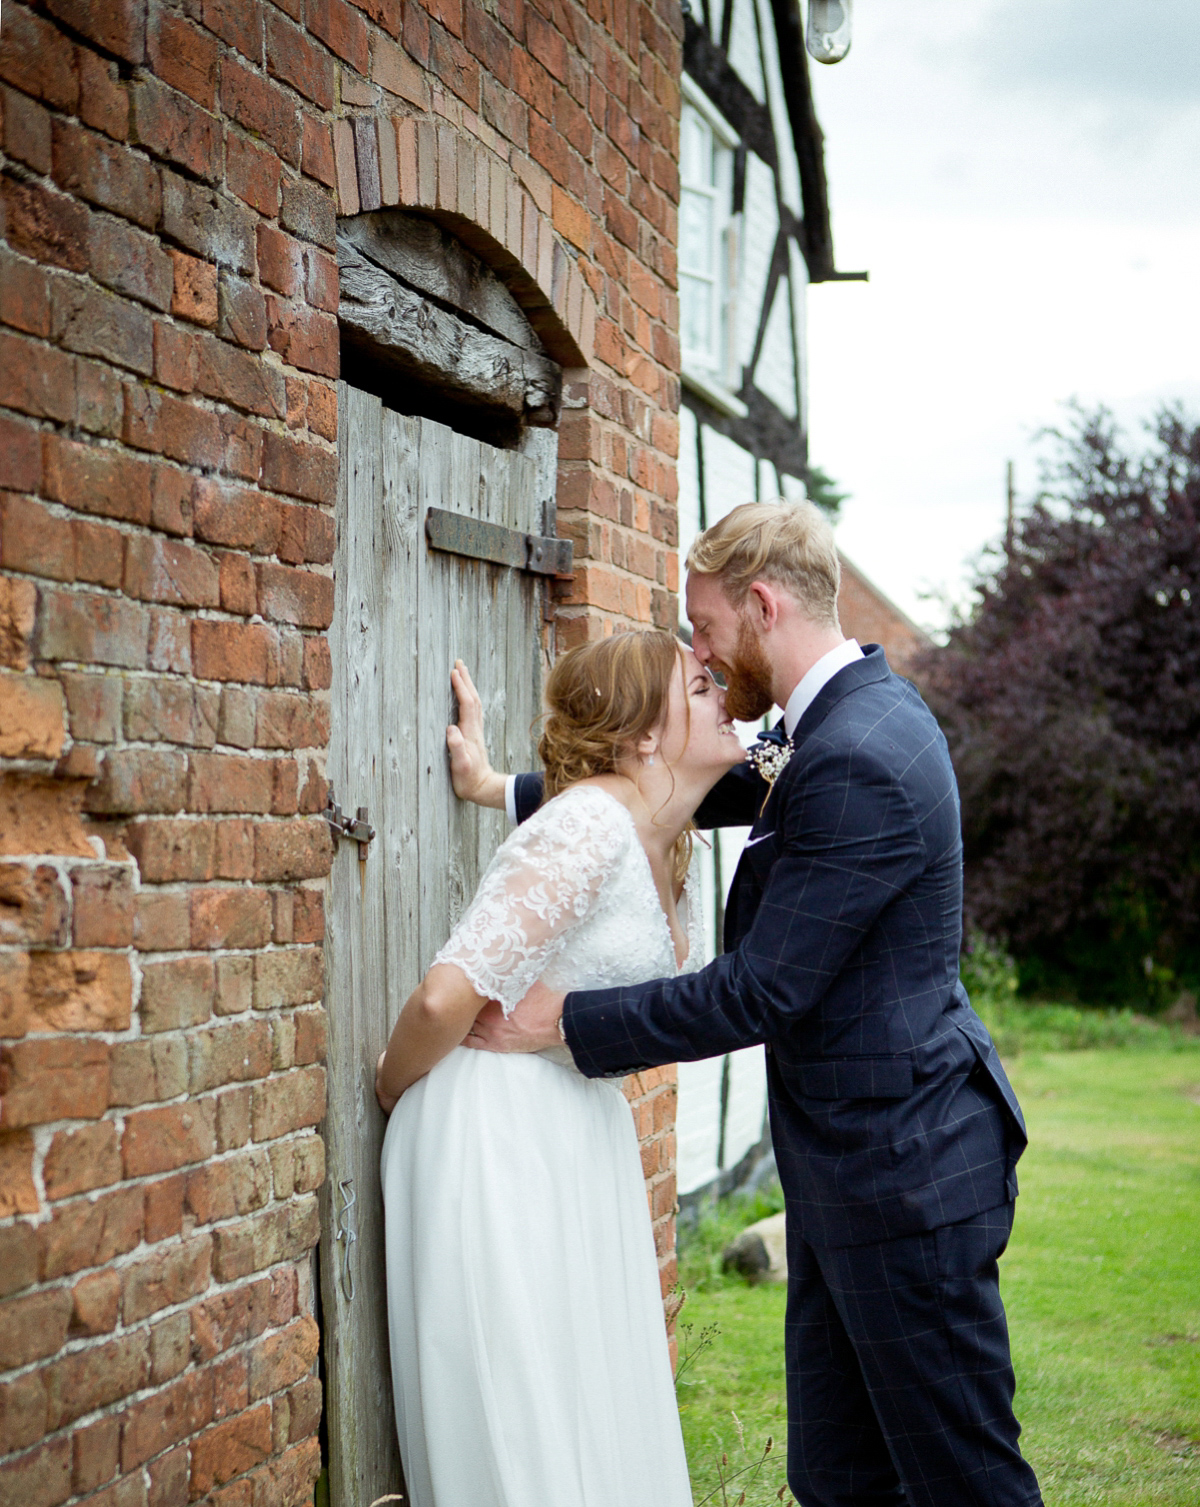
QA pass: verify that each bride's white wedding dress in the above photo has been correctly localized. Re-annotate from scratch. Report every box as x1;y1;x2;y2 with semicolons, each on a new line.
380;783;700;1506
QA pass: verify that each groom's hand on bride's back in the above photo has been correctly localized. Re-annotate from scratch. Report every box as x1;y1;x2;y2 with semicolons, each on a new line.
446;660;507;808
463;981;567;1053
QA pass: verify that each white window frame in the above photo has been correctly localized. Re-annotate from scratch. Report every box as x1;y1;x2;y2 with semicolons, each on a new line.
679;76;746;420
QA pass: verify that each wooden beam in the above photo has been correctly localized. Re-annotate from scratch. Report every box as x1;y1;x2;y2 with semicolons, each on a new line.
337;237;561;427
339;211;538;351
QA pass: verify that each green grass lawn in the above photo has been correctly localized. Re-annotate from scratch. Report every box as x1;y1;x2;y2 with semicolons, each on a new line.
676;1045;1200;1506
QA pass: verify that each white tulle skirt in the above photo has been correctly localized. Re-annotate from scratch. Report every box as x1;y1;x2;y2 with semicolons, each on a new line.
380;1045;694;1507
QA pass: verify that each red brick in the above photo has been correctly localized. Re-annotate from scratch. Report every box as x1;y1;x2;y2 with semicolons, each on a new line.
211;1195;318;1281
308;0;369;72
185;1146;271;1225
253;693;329;751
125;388;221;468
220;414;264;480
44;1329;149;1434
251;1065;324;1141
0;862;69;947
72;1414;120;1494
217;551;256;615
260;432;336;504
0;1286;71;1370
43;0;148;65
192;480;281;553
0;174;89;272
0;1223;38;1299
218;272;268;350
132;75;222;180
150;1309;193;1384
293;889;324;943
279;175;336;251
203;0;264;63
194;328;287;417
0;1371;45;1458
1;1037;109;1129
300;114;336;186
0;1129;38;1216
88;214;174;313
220;54;301;166
265;298;338;377
146;1443;188;1507
191;1278;272;1363
227;131;281;216
85;748;188;814
122;1233;212;1323
0;411;42;494
51;120;160;230
190;1019;271;1094
0;1436;71;1507
193;619;280;684
191;886;272;949
253;821;331;882
161;170;255;275
150;7;219;108
37;1184;142;1278
143;1176;186;1246
133;888;191;950
43;1121;122;1201
248;1315;319;1403
0;6;79;112
123;1099;217;1177
79;51;130;140
121;531;220;609
187;752;272;814
43;434;154;523
0;247;51;338
123;676;219;747
293;1007;328;1067
139;954;215;1033
72;865;136;946
169;247;218;326
256;223;304;297
4;85;52;174
254;562;333;629
24;949;131;1033
266;13;335;109
50;279;155;376
191;1401;272;1495
147;607;193;674
122;1368;214;1472
302;636;332;692
0;670;67;759
0;328;75;423
71;1268;121;1336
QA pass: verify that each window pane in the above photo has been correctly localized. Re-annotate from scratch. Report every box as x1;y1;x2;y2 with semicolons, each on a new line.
681;107;714;187
680;187;713;276
681;273;713;360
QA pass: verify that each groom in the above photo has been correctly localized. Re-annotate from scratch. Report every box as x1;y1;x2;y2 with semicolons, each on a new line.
467;501;1043;1507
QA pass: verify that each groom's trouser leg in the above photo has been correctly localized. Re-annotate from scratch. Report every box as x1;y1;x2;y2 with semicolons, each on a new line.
785;1235;909;1506
794;1203;1043;1507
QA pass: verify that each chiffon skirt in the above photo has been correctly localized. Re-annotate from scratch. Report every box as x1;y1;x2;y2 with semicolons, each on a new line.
380;1045;694;1507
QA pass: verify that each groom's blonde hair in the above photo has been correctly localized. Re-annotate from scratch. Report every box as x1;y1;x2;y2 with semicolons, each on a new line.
686;499;842;629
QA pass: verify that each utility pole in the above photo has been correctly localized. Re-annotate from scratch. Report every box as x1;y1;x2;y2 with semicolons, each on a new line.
1005;460;1016;556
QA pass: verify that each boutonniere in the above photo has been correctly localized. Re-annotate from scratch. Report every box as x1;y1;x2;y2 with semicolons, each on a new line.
745;735;792;816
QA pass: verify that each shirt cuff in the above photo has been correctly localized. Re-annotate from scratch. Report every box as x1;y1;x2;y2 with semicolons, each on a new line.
504;775;518;826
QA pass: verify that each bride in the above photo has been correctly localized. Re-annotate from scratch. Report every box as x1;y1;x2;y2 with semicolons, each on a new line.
375;629;746;1507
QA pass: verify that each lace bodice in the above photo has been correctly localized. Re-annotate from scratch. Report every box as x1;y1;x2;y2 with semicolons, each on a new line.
433;784;706;1017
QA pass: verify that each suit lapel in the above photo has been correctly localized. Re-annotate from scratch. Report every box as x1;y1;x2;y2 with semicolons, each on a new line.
788;644;890;749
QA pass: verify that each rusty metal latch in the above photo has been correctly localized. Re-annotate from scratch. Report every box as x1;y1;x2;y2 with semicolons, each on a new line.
324;787;375;859
425;507;574;578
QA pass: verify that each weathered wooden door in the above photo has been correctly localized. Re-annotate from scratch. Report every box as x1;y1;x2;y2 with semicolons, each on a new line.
320;383;555;1506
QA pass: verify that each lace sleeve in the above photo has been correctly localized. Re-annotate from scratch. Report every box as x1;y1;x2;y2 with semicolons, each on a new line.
432;785;633;1015
681;849;709;974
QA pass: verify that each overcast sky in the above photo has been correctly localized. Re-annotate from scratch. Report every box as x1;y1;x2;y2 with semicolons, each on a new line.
804;0;1200;630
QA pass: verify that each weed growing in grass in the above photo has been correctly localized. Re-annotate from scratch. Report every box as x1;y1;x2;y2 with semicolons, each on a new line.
693;1416;795;1506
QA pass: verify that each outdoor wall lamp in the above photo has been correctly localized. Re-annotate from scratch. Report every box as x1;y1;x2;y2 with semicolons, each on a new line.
807;0;853;63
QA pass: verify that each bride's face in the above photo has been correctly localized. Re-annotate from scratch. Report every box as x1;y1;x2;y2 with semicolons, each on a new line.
657;648;746;777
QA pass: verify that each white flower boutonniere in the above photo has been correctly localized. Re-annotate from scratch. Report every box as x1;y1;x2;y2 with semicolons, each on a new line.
745;737;792;816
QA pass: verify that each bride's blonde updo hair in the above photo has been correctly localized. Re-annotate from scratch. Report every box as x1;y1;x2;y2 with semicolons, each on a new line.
538;630;694;881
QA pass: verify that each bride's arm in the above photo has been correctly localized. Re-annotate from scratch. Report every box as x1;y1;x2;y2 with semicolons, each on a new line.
375;962;485;1111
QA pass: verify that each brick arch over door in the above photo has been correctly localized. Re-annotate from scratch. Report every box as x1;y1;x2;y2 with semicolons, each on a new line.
332;116;596;370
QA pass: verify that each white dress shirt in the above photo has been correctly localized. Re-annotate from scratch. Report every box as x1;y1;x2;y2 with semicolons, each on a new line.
782;639;864;738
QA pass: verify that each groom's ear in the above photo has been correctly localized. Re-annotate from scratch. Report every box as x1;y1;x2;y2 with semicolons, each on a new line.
746;580;781;631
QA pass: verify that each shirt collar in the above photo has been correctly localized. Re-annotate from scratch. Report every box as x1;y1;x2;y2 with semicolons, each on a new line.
782;639;864;738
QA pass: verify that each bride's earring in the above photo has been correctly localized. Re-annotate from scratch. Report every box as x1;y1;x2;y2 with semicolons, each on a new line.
646;753;655;767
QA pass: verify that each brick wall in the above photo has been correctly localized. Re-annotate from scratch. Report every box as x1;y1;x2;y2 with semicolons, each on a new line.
838;554;930;680
0;2;684;1503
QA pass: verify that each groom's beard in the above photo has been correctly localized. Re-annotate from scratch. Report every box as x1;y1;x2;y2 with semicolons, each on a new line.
719;618;776;723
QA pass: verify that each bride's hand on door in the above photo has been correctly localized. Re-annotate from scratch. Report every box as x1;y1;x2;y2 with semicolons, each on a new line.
446;660;507;808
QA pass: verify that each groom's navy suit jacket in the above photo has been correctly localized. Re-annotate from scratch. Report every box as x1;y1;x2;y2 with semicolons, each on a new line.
515;646;1027;1247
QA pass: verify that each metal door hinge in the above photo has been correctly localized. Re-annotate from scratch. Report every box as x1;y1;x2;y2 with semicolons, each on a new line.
425;507;574;578
324;787;375;859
